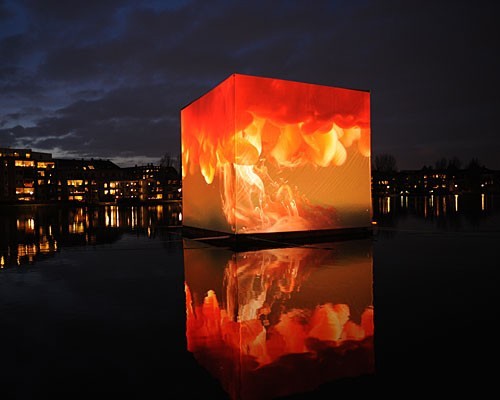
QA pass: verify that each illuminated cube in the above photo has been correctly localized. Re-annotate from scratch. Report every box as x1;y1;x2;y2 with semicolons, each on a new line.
181;74;371;235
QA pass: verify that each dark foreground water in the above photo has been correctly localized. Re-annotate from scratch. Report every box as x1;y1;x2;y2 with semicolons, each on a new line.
0;195;498;398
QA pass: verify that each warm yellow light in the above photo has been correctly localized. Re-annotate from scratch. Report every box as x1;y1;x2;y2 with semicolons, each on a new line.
15;160;35;167
67;180;83;186
37;161;54;169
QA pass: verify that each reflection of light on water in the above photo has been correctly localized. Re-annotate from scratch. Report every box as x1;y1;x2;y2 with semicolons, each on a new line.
378;196;391;214
430;194;434;208
69;222;84;233
39;241;51;253
156;205;163;220
454;194;459;212
105;206;119;227
481;194;485;211
16;218;36;232
131;206;138;228
400;195;409;209
184;240;374;399
17;244;37;261
0;255;4;268
111;206;118;227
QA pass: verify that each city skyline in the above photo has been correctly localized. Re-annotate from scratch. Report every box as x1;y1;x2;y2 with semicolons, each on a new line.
1;1;499;169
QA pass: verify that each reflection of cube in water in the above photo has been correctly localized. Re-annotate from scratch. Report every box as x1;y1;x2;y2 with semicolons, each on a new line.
183;238;375;400
181;73;372;235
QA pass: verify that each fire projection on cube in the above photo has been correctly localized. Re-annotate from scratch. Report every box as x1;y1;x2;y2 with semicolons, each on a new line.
181;74;371;235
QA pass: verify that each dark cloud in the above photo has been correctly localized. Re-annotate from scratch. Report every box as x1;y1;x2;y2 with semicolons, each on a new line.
1;0;499;168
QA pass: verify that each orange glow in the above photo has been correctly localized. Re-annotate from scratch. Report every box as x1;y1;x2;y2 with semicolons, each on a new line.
15;160;35;167
184;238;374;399
182;74;372;234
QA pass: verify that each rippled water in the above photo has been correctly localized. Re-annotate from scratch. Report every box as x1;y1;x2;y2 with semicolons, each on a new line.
1;195;498;398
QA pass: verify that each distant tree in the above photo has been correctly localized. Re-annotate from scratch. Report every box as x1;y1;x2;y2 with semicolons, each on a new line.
447;156;462;171
466;157;483;171
373;154;398;173
160;152;172;167
160;152;181;174
435;157;448;170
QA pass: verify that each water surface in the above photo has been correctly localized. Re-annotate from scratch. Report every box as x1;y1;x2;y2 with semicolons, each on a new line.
1;195;498;398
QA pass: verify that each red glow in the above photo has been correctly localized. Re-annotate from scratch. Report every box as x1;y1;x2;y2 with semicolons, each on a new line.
182;74;371;234
184;239;374;399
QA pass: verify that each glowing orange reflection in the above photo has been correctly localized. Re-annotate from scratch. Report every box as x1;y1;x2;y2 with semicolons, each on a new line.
184;238;374;399
182;74;372;234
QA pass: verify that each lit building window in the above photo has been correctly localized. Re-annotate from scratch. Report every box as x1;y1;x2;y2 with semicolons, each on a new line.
37;162;54;169
15;160;35;167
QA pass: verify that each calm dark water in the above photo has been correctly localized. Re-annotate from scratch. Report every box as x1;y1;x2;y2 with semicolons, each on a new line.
0;195;498;398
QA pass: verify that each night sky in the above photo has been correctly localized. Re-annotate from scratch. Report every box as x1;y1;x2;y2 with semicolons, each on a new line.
1;0;499;170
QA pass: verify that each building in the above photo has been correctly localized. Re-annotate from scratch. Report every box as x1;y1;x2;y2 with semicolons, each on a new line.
0;147;181;204
54;158;123;203
0;147;55;202
371;167;500;196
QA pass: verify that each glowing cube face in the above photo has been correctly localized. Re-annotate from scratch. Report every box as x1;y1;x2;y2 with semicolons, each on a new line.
181;74;371;234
